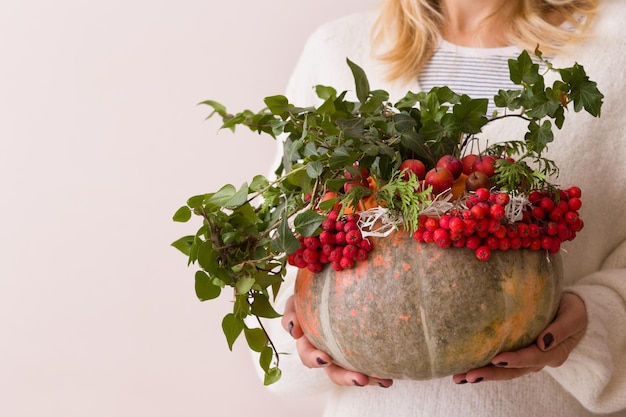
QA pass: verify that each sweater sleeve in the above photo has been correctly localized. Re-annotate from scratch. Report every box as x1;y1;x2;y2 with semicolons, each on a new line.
544;241;626;413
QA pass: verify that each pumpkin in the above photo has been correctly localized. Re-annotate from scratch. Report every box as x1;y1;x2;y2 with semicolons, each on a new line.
294;230;563;380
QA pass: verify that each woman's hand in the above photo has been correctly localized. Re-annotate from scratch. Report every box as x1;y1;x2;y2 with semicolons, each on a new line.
452;292;588;384
281;295;394;388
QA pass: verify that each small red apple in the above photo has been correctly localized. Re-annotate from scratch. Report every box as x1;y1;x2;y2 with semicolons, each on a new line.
436;155;463;179
472;155;497;178
424;167;454;195
399;159;426;181
461;154;478;175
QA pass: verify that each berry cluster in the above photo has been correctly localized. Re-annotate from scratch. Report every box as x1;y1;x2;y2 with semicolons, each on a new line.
287;211;374;272
412;186;584;261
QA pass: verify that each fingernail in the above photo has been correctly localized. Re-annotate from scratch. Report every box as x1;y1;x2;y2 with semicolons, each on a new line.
543;332;554;349
352;379;365;387
378;382;390;388
471;377;484;384
457;379;468;385
287;321;294;337
316;357;328;366
495;361;508;367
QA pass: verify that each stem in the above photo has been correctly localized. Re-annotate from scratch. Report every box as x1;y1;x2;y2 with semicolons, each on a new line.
255;314;280;368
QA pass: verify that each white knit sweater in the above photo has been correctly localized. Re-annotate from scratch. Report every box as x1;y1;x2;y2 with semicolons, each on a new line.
265;1;626;415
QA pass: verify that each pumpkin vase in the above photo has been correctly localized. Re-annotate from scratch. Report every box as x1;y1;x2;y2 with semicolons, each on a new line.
294;231;563;380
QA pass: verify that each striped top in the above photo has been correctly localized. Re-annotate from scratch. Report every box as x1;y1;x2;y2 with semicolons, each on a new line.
418;40;522;114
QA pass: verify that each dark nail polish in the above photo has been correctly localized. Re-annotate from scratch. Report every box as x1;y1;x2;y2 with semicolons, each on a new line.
471;377;484;384
352;379;365;387
495;361;508;367
457;379;468;384
316;357;328;366
287;321;294;337
543;332;554;349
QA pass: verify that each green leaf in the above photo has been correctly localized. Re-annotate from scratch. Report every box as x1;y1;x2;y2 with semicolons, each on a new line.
195;270;221;301
251;293;282;318
171;235;195;256
199;99;228;118
259;346;273;372
306;161;323;179
270;215;301;254
235;276;256;295
293;210;326;236
264;95;290;116
346;58;370;103
508;50;540;85
315;85;337;100
208;183;249;208
186;194;207;209
222;314;244;351
264;367;282;385
244;327;267;352
172;206;192;222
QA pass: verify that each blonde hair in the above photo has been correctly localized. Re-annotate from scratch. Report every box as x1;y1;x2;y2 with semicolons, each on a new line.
373;0;599;82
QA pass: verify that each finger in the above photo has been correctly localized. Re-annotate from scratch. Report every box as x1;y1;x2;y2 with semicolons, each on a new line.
491;339;573;369
454;364;543;384
295;335;333;368
281;296;304;339
324;364;393;387
537;292;587;351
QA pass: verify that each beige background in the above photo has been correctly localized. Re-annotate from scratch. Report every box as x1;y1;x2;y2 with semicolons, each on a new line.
0;1;379;416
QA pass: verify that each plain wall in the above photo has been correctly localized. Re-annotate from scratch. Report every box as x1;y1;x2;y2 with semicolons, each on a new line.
0;1;379;416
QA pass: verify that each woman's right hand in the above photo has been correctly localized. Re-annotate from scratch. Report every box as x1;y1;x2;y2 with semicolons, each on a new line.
281;295;394;388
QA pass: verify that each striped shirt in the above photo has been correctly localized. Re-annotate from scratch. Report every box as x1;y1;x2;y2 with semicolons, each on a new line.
418;40;523;114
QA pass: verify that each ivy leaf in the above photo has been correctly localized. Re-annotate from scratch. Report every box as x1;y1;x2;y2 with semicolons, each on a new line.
263;367;282;386
452;97;489;134
244;327;267;353
264;95;290;117
235;276;256;295
306;161;323;179
559;63;604;116
294;210;326;236
222;314;244;351
270;215;301;254
259;346;273;372
251;293;282;318
208;184;249;208
346;58;370;103
195;270;221;301
508;50;540;85
250;175;269;192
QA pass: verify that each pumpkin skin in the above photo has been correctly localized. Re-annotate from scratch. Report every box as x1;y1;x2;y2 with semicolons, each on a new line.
294;231;563;380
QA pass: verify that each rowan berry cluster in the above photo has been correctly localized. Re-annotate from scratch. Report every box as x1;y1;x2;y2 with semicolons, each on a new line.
412;186;584;261
287;210;374;272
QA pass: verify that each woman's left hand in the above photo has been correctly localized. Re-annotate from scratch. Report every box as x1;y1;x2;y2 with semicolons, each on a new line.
452;292;588;384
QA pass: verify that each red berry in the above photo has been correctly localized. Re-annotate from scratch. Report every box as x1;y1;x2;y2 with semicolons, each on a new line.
494;192;510;206
329;248;343;263
339;256;355;270
320;219;335;232
334;231;346;245
498;237;511;251
319;231;335;245
356;249;369;261
566;186;582;199
345;229;362;245
449;217;465;232
568;197;582;211
303;236;320;250
470;205;487;220
307;261;323;273
424;217;438;232
475;188;490;202
302;248;319;264
539;198;555;212
490;204;506;220
342;244;359;259
433;228;451;247
475;245;492;261
465;235;481;250
359;238;373;251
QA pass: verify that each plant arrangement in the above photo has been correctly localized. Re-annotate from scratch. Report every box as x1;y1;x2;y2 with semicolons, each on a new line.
172;49;602;384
